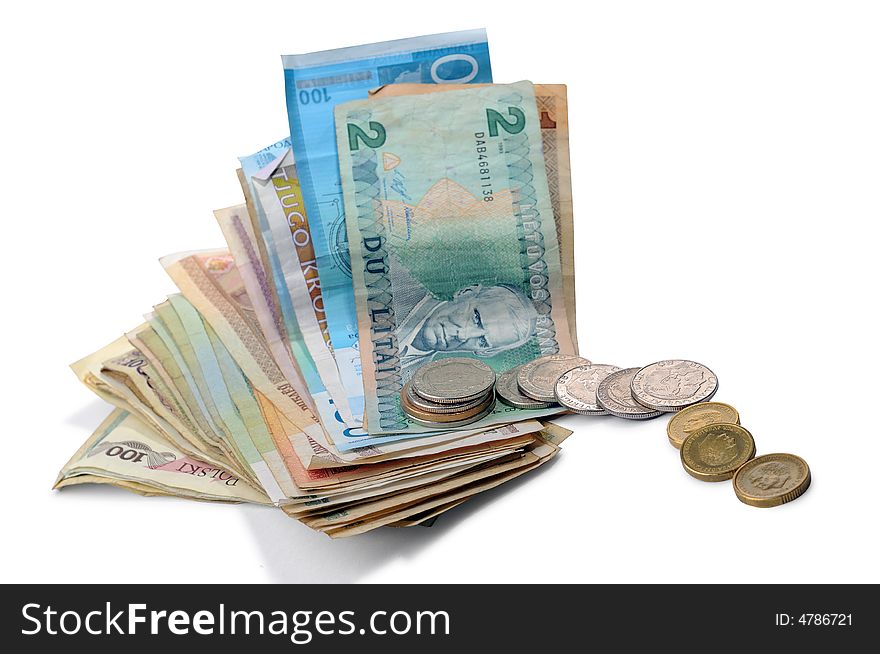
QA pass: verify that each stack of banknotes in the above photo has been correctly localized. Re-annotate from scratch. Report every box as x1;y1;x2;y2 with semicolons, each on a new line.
57;29;582;537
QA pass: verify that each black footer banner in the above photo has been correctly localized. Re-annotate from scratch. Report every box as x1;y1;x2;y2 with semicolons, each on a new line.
1;584;872;651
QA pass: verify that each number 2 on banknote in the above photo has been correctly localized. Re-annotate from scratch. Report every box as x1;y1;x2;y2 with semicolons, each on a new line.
347;121;386;150
486;107;526;137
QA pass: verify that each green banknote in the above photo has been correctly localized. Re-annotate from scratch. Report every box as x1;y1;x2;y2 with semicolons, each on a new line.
336;81;576;434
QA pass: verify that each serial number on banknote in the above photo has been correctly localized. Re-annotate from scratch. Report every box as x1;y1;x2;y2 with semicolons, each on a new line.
475;131;496;201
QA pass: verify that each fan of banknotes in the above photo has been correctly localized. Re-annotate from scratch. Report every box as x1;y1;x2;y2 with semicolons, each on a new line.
56;29;584;537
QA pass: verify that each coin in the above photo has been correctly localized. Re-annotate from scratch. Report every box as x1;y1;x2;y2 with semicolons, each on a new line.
595;368;663;420
680;423;756;482
401;388;496;428
630;359;718;412
517;354;592;403
495;368;553;409
733;453;811;508
402;381;491;414
666;402;740;449
411;358;496;404
554;364;622;414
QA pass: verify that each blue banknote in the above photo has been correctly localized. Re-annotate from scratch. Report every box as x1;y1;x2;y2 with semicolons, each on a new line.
282;29;493;427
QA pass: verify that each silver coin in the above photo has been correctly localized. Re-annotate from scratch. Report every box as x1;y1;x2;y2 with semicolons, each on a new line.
630;360;718;412
404;396;497;428
554;364;622;414
495;368;553;409
411;357;496;404
403;381;491;414
517;354;592;402
596;368;663;420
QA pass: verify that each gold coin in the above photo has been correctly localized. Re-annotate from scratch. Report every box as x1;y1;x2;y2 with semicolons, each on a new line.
680;423;755;482
667;402;740;449
733;453;811;508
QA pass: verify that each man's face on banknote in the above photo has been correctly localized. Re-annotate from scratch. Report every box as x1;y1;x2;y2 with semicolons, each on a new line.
411;285;535;354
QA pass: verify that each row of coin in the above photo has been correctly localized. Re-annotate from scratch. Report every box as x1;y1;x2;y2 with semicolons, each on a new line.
501;355;719;417
402;356;722;426
668;402;811;507
403;355;811;508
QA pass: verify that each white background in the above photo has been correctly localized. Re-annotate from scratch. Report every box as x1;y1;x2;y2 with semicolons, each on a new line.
2;0;878;583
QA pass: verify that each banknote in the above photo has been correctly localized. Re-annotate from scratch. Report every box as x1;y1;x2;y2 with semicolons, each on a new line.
289;431;536;494
216;203;366;447
238;141;359;429
149;299;261;478
214;205;306;405
390;419;570;529
238;140;312;395
130;321;222;449
102;344;214;459
321;439;561;538
284;446;522;516
369;83;578;350
282;29;494;428
55;409;271;505
71;336;201;459
161;248;542;466
336;81;576;434
146;305;232;451
249;151;361;426
162;250;322;428
164;293;293;501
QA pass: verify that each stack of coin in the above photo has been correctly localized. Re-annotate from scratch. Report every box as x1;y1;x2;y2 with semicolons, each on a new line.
401;358;497;427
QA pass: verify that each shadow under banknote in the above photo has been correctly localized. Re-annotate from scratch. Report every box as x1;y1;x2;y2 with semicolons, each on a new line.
240;504;441;583
241;455;562;583
64;398;115;432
